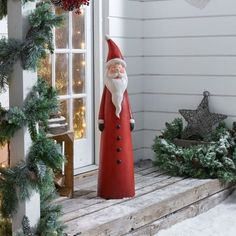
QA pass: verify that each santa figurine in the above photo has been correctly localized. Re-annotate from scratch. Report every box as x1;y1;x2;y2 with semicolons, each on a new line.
97;36;135;199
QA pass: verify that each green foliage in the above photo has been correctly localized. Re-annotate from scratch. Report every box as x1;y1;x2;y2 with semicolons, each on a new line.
0;80;65;233
0;38;22;92
162;118;183;141
22;2;64;70
37;190;66;236
24;78;59;125
152;119;236;183
0;105;26;145
0;2;64;91
28;133;64;171
0;1;67;234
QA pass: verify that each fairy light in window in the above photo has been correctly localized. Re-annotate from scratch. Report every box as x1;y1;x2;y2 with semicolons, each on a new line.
81;42;85;49
73;103;86;139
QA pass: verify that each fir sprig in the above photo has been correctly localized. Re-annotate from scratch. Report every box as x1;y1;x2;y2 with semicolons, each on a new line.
0;105;26;145
0;79;65;234
0;2;64;91
0;38;22;91
22;2;64;70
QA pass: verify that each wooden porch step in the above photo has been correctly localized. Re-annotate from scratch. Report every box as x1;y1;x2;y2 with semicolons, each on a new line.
125;187;235;236
62;167;234;236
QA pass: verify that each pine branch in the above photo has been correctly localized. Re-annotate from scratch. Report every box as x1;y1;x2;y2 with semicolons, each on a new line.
0;105;26;145
28;132;64;171
0;38;22;91
22;2;64;70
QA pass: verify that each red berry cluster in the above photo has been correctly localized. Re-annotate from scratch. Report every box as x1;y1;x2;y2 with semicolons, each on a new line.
61;0;90;14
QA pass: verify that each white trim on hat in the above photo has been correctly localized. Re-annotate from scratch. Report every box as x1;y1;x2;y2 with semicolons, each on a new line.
106;58;126;68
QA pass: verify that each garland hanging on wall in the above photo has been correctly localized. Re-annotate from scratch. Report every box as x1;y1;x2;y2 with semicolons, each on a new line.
0;2;64;92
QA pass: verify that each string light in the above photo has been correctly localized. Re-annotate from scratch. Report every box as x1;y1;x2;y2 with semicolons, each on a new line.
39;2;88;140
81;42;85;49
73;103;86;139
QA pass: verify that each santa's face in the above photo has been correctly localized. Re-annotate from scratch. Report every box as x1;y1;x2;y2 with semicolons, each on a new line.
107;63;125;79
105;63;128;118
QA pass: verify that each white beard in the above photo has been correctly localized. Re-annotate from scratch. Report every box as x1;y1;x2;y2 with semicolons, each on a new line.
105;70;128;118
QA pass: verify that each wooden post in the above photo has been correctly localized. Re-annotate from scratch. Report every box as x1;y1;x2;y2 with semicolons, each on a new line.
7;1;40;232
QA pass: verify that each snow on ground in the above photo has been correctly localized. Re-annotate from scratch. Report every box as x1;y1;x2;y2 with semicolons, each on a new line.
156;190;236;236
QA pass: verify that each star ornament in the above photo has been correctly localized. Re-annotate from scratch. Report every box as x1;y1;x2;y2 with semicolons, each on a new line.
179;91;227;139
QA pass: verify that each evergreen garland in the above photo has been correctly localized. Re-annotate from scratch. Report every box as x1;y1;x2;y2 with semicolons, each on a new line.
0;2;64;91
22;2;64;70
0;38;22;92
0;79;66;235
0;0;92;234
152;118;236;183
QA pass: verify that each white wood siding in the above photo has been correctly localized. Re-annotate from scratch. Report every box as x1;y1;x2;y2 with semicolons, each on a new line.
106;0;144;161
141;0;236;159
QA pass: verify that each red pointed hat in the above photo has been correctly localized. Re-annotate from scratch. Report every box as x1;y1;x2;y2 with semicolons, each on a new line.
106;36;126;68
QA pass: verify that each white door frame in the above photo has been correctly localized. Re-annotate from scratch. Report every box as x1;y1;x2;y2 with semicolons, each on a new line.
93;0;109;166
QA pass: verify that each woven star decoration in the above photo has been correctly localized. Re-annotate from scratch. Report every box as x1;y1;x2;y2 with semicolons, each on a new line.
179;91;227;139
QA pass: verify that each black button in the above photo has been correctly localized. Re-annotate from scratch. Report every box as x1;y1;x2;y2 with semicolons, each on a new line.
117;147;122;152
117;160;122;164
116;124;121;129
116;136;122;141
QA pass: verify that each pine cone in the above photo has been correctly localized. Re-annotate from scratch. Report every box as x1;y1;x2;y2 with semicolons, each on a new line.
51;0;63;7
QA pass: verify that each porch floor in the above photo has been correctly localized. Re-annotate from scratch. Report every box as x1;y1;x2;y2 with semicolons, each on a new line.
57;160;234;236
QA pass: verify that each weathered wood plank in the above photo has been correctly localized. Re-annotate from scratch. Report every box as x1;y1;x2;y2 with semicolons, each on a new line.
65;179;230;235
59;169;167;213
61;176;183;220
74;161;155;190
125;187;235;236
61;172;177;215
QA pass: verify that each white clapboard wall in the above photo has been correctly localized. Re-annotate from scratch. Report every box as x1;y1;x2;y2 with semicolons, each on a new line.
0;17;9;108
106;0;144;161
124;0;236;160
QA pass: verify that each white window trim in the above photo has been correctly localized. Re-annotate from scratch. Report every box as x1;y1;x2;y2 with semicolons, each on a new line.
93;0;108;165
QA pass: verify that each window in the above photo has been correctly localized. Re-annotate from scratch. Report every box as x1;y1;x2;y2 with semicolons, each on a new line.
38;5;93;169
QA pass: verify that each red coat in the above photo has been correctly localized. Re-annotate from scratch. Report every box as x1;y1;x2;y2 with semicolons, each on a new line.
97;87;135;199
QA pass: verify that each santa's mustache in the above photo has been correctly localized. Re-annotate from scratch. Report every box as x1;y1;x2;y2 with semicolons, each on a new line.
107;71;125;79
